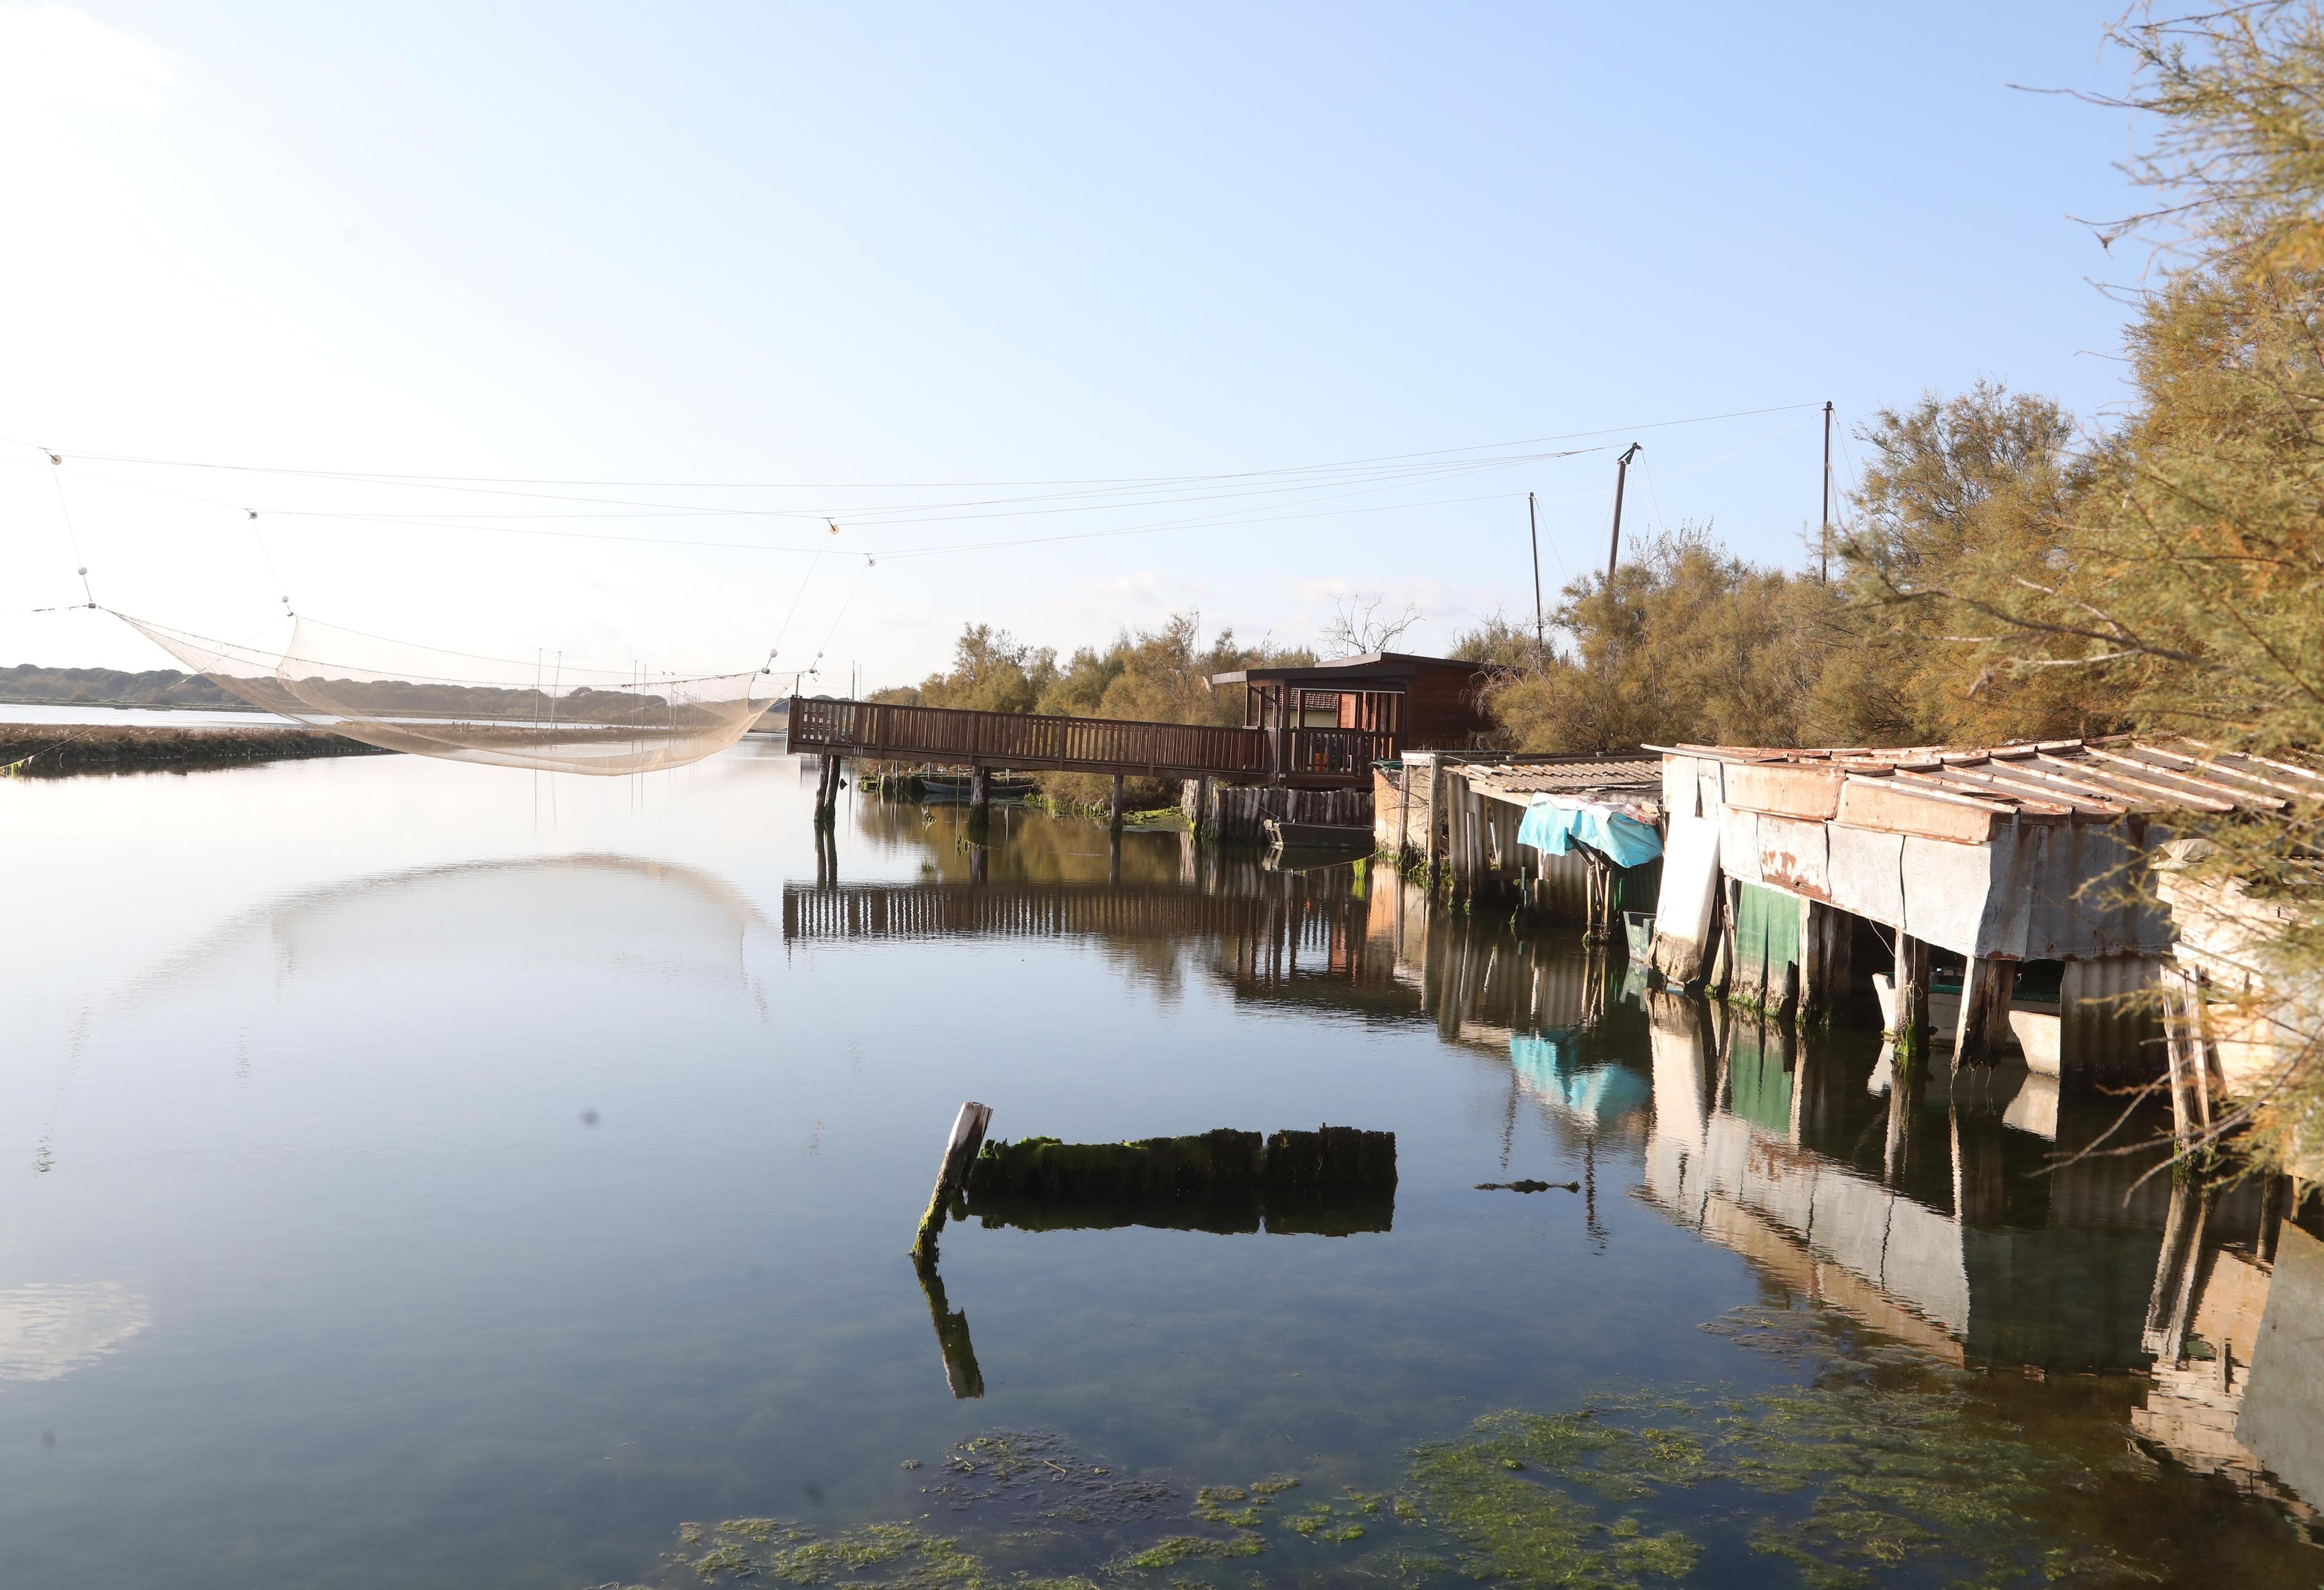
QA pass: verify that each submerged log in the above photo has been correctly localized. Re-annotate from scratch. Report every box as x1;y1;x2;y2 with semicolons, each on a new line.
964;1125;1396;1236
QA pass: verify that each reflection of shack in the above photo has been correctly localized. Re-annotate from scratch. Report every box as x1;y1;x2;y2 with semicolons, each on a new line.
1371;874;1626;1049
1638;992;2239;1374
1381;753;1663;932
1648;737;2324;1080
2133;1186;2324;1518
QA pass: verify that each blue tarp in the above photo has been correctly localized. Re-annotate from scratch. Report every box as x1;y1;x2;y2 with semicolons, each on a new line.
1509;1033;1652;1122
1515;798;1663;868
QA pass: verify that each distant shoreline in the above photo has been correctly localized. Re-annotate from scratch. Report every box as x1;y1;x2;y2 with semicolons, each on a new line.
1;721;387;779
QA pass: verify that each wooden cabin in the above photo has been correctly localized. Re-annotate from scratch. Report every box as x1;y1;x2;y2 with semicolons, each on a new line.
1207;651;1498;780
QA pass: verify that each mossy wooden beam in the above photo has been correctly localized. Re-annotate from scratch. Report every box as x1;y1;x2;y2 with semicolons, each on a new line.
963;1125;1396;1235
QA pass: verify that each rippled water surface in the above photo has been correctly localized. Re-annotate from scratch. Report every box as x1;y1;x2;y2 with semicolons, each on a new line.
3;749;2319;1587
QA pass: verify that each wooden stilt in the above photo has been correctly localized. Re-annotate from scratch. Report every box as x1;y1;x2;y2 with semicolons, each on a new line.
1893;932;1930;1060
966;762;990;837
1109;772;1125;832
1954;955;2015;1065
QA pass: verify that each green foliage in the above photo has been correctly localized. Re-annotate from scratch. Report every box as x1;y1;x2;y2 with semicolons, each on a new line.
1486;526;1844;754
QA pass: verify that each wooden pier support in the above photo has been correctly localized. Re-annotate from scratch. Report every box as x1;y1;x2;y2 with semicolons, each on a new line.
812;754;845;828
1891;932;1930;1059
1954;955;2015;1064
966;762;991;837
1109;773;1125;833
910;1101;994;1267
1797;900;1852;1025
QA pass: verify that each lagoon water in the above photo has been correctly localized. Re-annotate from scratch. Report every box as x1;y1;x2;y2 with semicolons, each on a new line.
3;747;2319;1587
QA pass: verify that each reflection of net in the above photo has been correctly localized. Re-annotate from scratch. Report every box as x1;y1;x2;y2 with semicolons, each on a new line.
123;614;777;775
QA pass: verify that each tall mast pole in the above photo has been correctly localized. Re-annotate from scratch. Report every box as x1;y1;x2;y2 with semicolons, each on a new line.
1605;443;1641;583
1820;400;1833;583
1526;491;1544;668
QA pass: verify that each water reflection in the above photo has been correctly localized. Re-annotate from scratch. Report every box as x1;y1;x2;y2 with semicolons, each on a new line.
0;1282;150;1383
816;804;2324;1531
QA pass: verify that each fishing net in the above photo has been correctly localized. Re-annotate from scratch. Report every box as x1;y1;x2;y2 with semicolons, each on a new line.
120;613;783;775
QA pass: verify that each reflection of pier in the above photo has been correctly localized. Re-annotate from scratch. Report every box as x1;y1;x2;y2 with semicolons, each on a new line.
782;881;1347;946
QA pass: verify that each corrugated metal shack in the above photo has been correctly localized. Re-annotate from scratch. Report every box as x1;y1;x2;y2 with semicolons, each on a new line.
1379;751;1662;930
1649;736;2324;1083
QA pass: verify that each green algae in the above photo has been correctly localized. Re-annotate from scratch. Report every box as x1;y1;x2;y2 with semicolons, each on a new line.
632;1306;2198;1587
1111;1534;1266;1570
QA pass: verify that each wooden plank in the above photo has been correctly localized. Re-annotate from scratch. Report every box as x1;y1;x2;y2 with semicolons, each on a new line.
1723;761;1844;821
1836;776;1999;844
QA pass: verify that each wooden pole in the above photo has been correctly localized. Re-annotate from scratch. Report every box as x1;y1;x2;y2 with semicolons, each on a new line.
910;1101;993;1267
1109;772;1125;832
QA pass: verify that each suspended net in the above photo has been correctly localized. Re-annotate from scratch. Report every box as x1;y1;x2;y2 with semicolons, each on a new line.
121;613;785;775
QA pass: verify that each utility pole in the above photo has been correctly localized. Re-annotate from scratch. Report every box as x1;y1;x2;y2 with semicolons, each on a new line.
1605;443;1641;583
1526;491;1545;669
1820;400;1834;583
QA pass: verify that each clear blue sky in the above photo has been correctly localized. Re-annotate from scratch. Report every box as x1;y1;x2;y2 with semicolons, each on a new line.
1;3;2149;687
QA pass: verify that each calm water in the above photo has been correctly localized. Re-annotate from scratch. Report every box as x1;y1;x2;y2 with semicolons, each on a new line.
2;749;2318;1588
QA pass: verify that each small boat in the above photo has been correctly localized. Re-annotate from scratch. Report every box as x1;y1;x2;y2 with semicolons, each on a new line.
1264;818;1373;853
1872;972;1963;1044
919;773;1039;802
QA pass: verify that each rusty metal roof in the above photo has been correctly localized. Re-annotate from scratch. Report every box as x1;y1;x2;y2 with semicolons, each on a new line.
1466;757;1662;795
1656;736;2324;821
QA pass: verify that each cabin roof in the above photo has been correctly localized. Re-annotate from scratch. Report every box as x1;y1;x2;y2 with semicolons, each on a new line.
1427;753;1663;820
1655;735;2324;822
1207;650;1487;689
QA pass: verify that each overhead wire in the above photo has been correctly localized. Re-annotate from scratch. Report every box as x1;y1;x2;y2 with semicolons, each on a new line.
23;400;1820;495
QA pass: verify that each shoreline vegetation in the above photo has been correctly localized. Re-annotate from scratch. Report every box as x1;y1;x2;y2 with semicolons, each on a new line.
0;722;388;778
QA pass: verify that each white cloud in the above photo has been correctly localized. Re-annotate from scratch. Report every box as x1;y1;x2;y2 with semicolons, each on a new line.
0;4;173;116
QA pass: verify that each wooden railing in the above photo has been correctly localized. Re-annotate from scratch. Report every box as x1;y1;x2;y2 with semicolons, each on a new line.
1285;726;1398;779
786;696;1391;785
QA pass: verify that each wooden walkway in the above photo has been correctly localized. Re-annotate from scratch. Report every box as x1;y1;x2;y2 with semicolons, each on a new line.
784;695;1393;786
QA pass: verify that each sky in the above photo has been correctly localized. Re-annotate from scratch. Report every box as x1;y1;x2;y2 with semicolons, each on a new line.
0;3;2154;690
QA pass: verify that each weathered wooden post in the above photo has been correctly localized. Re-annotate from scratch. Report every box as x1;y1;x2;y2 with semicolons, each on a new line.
966;762;990;837
1193;772;1211;839
1892;933;1931;1060
910;1101;993;1267
1109;773;1125;832
1954;956;2015;1064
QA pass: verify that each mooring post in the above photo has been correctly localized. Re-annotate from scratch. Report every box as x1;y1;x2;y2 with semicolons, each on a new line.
1109;772;1125;833
911;1100;993;1268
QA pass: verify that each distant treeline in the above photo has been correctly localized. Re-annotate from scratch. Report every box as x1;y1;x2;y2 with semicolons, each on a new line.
0;664;254;711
